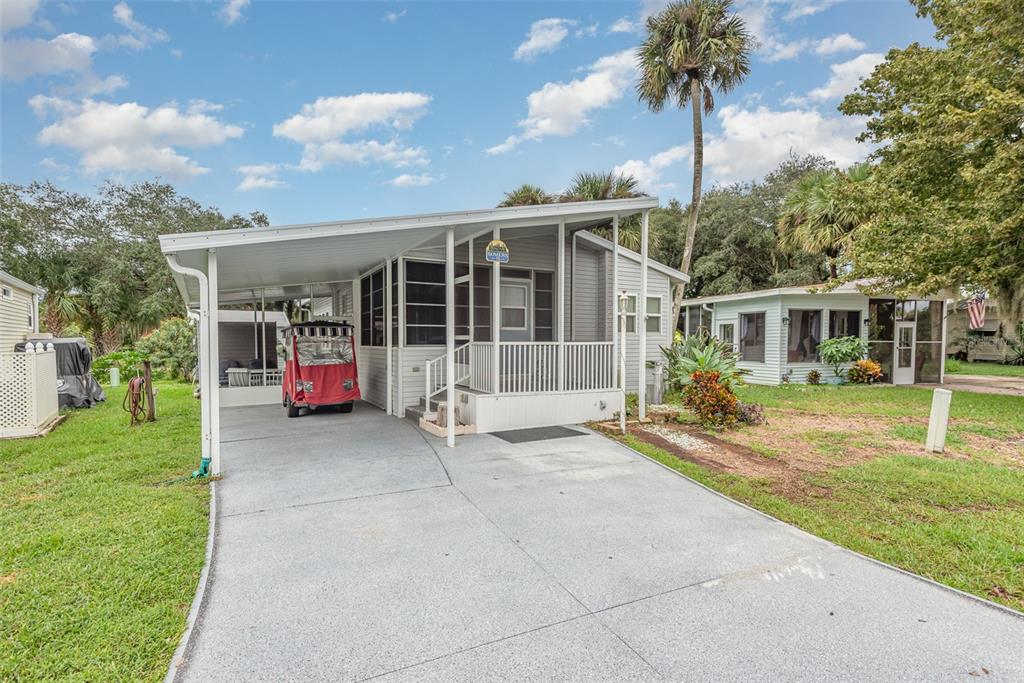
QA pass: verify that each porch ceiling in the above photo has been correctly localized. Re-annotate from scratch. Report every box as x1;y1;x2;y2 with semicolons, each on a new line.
161;198;659;307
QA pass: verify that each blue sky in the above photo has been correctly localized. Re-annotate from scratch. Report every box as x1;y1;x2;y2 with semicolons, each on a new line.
1;0;934;225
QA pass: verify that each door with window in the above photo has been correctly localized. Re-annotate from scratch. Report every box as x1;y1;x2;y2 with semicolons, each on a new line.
893;322;915;384
499;279;531;341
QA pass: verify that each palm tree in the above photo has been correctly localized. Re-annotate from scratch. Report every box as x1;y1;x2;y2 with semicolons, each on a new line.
637;0;753;328
497;184;554;207
777;163;871;279
559;172;658;251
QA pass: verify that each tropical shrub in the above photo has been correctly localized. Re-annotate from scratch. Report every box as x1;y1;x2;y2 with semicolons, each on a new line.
806;369;822;385
847;358;884;384
1004;322;1024;366
736;401;767;426
818;335;868;380
682;370;738;426
663;331;747;392
93;349;146;384
137;317;197;381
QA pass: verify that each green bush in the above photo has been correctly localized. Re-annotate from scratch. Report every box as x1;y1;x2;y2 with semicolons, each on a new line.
137;317;197;382
944;358;963;374
847;358;883;384
93;349;145;384
806;369;822;385
663;331;747;392
819;335;868;380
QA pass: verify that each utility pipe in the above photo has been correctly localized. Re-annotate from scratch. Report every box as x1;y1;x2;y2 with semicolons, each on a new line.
165;254;212;477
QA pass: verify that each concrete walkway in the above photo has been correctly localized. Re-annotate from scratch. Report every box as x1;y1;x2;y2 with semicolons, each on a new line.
926;374;1024;397
176;403;1024;682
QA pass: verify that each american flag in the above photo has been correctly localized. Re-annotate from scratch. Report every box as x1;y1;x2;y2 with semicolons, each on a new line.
967;293;987;330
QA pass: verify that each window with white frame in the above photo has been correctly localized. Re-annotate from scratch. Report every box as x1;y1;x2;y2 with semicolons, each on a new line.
645;296;662;333
622;295;637;333
27;300;34;329
500;283;528;329
787;309;822;363
719;322;735;347
1;286;11;300
739;312;766;362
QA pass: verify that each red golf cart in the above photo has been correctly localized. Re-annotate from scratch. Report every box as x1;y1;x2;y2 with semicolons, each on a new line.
282;320;360;418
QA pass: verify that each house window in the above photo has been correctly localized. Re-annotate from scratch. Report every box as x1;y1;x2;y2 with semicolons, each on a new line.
787;309;822;363
622;295;637;333
472;266;491;342
405;260;446;346
829;310;861;339
27;301;34;329
739;312;765;362
500;283;528;330
645;296;662;333
1;286;11;300
360;268;385;347
391;260;398;346
686;305;700;336
719;323;735;346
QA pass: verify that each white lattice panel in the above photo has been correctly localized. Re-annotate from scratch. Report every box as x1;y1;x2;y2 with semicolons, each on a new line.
1;352;58;438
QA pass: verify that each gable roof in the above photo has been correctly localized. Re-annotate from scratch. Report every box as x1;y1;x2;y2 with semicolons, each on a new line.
575;230;689;283
0;269;45;296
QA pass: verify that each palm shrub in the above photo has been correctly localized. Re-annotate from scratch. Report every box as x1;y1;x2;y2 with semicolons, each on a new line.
662;331;746;392
818;335;868;381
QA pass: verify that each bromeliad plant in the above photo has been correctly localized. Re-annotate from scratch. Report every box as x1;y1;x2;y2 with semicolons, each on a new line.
662;331;748;392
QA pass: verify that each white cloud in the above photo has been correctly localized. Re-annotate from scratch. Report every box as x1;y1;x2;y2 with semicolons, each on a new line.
486;49;636;154
220;0;250;26
383;9;406;23
388;173;436;187
1;0;39;34
109;2;169;50
701;104;868;183
608;16;639;34
33;97;243;178
814;33;866;55
1;33;96;81
783;0;840;21
58;72;129;96
576;23;598;38
614;144;689;191
274;92;431;171
806;52;883;102
237;163;287;191
514;18;574;61
170;48;183;58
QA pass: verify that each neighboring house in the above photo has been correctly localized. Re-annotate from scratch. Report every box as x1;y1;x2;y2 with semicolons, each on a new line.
945;300;1013;362
160;198;683;473
681;281;947;385
0;270;44;353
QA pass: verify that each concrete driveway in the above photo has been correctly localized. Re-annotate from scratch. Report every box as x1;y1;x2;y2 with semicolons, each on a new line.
176;402;1024;682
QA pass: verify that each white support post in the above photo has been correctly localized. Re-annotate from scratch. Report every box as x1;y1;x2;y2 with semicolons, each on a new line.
397;257;405;412
385;259;393;415
491;226;500;394
557;219;565;392
638;209;649;420
611;215;619;389
207;249;221;475
468;237;475;343
445;227;456;447
260;288;267;380
619;292;628;435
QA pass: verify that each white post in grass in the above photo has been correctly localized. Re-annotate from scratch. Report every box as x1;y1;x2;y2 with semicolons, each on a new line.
446;226;456;447
491;226;501;394
207;248;221;475
619;291;628;435
637;209;649;420
925;388;952;453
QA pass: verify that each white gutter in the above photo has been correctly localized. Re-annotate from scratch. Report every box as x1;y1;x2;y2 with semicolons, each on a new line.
165;254;213;475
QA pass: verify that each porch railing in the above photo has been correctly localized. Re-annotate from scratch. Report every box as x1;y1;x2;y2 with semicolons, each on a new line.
422;340;616;399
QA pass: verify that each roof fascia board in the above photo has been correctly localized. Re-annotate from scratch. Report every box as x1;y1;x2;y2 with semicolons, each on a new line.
0;270;46;295
159;197;659;254
575;230;689;283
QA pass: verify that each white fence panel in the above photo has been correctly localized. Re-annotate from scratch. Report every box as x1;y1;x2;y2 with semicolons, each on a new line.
1;351;59;438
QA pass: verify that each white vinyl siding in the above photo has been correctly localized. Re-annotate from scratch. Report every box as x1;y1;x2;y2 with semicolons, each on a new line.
0;284;37;353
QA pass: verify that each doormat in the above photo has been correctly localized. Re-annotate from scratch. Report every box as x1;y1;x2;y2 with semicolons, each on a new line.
492;426;586;444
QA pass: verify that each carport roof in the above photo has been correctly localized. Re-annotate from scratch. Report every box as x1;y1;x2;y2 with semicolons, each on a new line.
160;197;660;308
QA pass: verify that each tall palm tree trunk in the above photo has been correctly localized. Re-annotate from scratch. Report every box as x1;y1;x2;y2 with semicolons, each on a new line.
672;78;704;332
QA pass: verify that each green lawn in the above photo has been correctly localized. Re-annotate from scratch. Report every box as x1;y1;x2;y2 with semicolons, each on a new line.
946;360;1024;377
0;382;210;682
618;384;1024;613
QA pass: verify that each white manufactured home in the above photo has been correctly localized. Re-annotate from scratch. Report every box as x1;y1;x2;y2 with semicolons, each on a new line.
681;282;948;385
0;269;43;353
160;198;685;474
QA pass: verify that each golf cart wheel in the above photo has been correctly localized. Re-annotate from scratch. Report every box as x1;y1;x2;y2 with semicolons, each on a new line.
286;395;300;418
339;402;354;414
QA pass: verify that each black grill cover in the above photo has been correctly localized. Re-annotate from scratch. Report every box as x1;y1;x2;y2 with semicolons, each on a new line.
14;337;106;408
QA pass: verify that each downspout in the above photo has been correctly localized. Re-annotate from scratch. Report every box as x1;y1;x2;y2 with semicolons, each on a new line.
570;232;577;341
165;254;213;478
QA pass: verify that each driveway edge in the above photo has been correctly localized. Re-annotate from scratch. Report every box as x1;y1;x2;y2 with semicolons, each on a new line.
601;429;1024;621
164;479;219;683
